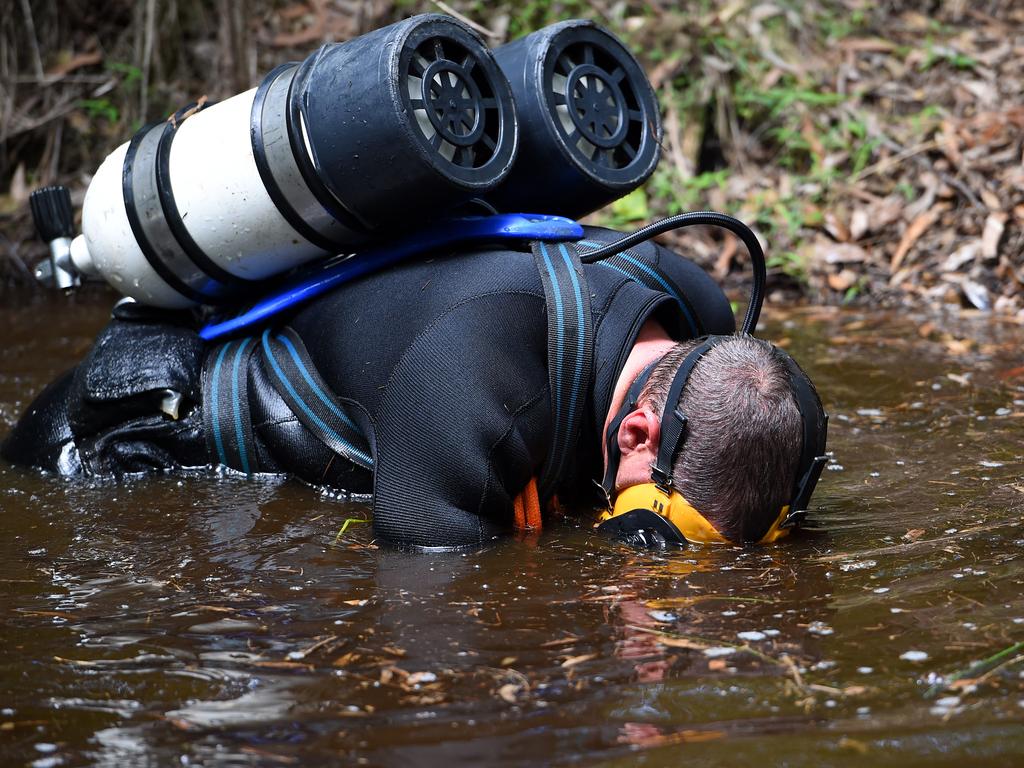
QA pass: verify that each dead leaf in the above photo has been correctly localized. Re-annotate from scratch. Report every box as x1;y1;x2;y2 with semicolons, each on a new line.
497;683;520;703
708;659;728;671
996;366;1024;381
941;241;980;272
251;660;314;671
332;652;359;667
649;54;683;91
960;280;991;310
903;529;926;541
828;269;858;292
655;636;710;650
807;239;869;266
541;636;580;648
839;737;870;754
981;213;1007;259
839;38;896;53
824;211;850;242
8;164;27;204
891;207;941;273
561;653;598;668
850;208;870;241
405;671;438;686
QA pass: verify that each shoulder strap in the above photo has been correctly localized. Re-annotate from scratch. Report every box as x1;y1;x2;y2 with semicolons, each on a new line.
258;327;374;471
530;240;595;500
203;336;260;474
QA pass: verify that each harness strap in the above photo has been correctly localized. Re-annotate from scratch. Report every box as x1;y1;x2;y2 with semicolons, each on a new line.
530;240;595;501
651;337;724;490
577;239;704;336
258;327;374;470
203;336;260;474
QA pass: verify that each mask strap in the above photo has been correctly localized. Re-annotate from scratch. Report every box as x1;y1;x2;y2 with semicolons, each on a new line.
650;336;724;491
782;356;830;522
601;359;660;495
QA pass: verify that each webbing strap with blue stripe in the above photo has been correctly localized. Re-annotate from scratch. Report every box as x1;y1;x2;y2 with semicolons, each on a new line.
576;239;704;336
530;240;594;501
258;327;374;470
203;336;260;474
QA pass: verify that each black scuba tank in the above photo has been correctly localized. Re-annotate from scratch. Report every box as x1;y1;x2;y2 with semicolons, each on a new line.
485;19;662;219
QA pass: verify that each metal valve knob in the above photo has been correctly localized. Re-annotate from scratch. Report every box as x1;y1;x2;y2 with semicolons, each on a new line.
29;185;80;291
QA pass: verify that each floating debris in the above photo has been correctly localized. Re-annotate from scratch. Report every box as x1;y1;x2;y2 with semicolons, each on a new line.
737;631;767;642
924;641;1024;699
840;560;877;572
703;647;736;658
807;621;834;636
647;610;677;623
900;650;929;662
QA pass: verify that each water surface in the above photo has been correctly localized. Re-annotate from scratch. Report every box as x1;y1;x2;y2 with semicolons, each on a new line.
1;293;1022;766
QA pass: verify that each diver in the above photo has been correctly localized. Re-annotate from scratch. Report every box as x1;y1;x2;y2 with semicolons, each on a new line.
1;220;827;550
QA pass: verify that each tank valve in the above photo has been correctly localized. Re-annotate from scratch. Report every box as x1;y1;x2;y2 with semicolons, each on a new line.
29;185;80;291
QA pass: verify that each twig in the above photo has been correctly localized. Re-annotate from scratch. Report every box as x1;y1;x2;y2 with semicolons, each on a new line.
811;519;1017;563
849;139;939;183
333;517;369;543
939;172;986;212
625;624;786;668
429;0;503;40
8;75;113;85
17;0;45;80
0;95;80;144
778;653;809;695
924;641;1024;699
140;0;157;121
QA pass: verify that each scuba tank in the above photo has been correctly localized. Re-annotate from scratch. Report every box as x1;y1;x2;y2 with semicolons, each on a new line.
28;17;663;310
485;20;661;219
30;14;518;308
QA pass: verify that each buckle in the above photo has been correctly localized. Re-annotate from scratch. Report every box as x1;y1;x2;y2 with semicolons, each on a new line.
649;462;674;494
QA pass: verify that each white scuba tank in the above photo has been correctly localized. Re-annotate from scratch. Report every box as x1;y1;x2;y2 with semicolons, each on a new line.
33;14;519;308
74;85;328;308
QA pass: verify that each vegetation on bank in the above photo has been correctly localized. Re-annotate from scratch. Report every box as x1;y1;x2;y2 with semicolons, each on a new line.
0;1;1020;317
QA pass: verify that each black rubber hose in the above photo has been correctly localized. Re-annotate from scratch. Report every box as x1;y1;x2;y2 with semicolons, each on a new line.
578;211;766;335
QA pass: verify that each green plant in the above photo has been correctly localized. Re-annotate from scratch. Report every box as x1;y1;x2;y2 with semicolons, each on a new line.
77;98;119;123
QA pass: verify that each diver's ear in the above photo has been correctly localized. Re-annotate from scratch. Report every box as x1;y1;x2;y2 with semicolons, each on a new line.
616;406;661;457
615;407;662;490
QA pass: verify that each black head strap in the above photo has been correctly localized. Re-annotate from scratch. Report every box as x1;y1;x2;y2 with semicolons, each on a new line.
650;336;724;492
779;355;829;527
601;358;660;495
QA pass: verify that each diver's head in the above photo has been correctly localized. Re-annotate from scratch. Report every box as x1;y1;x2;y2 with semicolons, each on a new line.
599;335;828;546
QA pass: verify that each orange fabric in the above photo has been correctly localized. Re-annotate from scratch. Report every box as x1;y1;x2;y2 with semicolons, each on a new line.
513;477;542;531
513;491;525;530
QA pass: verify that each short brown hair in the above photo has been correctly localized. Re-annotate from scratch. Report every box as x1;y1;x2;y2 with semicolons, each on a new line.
639;336;808;542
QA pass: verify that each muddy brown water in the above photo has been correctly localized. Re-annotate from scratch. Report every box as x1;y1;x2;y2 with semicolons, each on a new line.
1;291;1022;767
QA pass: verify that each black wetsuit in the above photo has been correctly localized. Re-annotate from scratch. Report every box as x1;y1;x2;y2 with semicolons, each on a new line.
2;226;734;547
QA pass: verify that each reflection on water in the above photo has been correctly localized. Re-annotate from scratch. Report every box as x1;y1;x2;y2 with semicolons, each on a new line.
1;293;1022;766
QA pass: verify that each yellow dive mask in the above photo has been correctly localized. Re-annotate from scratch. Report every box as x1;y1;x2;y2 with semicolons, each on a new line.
597;336;828;548
597;483;792;546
